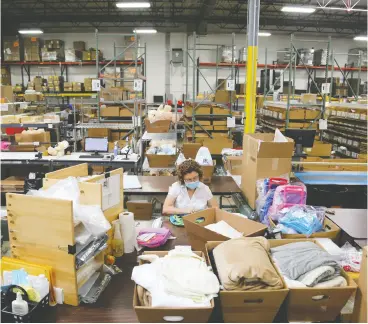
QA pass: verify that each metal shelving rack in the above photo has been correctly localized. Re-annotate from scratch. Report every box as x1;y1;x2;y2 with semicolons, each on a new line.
185;32;237;141
260;34;331;133
72;30;147;155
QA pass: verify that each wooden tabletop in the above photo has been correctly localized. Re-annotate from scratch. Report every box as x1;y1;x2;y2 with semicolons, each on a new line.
125;175;242;195
326;209;367;239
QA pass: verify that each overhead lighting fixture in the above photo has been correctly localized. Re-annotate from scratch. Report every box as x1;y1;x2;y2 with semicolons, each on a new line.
259;32;271;37
133;29;157;34
281;6;316;13
354;36;368;41
116;2;150;8
18;29;43;34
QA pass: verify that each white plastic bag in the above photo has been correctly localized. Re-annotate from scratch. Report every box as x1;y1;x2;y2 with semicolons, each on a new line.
75;204;111;237
176;153;186;166
195;147;213;166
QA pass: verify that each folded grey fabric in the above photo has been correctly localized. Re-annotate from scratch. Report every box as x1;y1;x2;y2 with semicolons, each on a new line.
271;241;341;281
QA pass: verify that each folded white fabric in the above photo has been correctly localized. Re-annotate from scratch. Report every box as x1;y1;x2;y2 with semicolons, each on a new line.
132;246;220;307
298;266;336;287
205;220;243;239
314;276;347;288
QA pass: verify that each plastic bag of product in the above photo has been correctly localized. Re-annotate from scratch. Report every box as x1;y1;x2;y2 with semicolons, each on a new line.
176;153;186;166
278;205;324;236
195;147;213;166
340;242;363;272
269;183;307;220
75;205;111;237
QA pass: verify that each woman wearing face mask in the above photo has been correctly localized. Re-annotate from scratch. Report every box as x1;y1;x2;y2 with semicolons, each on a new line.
163;159;218;217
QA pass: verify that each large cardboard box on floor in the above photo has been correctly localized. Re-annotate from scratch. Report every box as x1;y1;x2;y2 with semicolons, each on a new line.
133;251;214;323
352;246;367;323
183;208;267;252
241;133;294;209
205;241;289;323
269;239;357;322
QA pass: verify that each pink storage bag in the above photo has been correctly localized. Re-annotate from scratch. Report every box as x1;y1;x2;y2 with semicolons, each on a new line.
137;227;171;248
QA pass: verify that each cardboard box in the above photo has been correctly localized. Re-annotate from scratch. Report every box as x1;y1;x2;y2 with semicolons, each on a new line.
87;128;111;139
100;106;121;117
133;251;214;323
145;119;171;133
213;126;228;131
306;142;332;157
212;106;231;115
195;126;213;131
352;247;367;323
214;90;236;104
82;51;91;61
127;200;153;220
201;161;216;183
201;137;233;155
1;85;14;103
73;41;86;51
146;154;177;168
3;36;21;61
20;115;43;123
196;120;211;126
182;143;201;159
185;105;211;117
301;93;317;104
269;217;340;239
241;133;294;209
100;88;125;102
269;239;357;322
223;155;243;176
183;208;267;252
205;241;289;323
15;131;50;144
212;120;227;126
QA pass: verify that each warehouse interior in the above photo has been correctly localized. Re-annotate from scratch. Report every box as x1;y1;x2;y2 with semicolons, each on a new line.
0;0;367;323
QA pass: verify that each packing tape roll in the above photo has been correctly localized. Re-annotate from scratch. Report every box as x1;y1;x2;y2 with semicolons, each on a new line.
119;211;135;253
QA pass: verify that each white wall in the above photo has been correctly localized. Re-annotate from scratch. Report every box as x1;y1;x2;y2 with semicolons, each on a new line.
8;32;365;102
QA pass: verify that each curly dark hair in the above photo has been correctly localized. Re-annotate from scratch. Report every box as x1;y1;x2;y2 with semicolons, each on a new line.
177;159;203;185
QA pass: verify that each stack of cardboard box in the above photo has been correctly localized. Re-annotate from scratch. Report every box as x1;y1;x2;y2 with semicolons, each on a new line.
42;39;64;61
34;77;43;92
72;82;83;92
84;78;92;92
214;90;236;104
123;36;138;60
64;41;85;62
82;48;103;61
48;75;63;92
3;36;21;61
24;37;41;62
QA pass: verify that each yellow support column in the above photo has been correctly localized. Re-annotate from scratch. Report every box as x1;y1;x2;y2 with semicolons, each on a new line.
244;0;260;134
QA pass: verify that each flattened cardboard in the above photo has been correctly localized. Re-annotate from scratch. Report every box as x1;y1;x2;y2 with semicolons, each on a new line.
183;208;267;252
269;239;357;322
241;133;294;209
205;241;289;323
182;143;201;159
127;201;153;220
133;251;214;323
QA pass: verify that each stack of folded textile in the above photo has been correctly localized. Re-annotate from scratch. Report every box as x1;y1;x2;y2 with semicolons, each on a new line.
271;241;347;288
212;237;284;291
132;246;220;307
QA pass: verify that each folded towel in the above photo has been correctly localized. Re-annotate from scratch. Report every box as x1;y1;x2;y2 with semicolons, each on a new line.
314;276;347;288
213;237;284;291
271;241;341;281
298;266;337;287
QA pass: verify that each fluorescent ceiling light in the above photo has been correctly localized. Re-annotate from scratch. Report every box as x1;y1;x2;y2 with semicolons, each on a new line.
259;32;271;37
281;6;316;13
354;36;368;41
18;29;43;34
116;2;150;8
133;29;157;34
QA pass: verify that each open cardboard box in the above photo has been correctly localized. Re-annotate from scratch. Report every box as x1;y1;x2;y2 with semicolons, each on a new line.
127;200;154;220
146;153;177;168
145;119;171;133
182;143;201;159
269;239;357;322
183;208;267;252
133;251;214;323
269;216;341;240
205;241;289;323
223;155;243;176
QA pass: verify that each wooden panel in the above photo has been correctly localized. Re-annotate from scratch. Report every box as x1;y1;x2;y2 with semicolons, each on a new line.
45;163;89;179
6;193;79;306
42;179;103;207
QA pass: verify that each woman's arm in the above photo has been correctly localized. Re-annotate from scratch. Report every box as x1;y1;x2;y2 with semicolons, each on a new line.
207;197;219;208
162;195;192;215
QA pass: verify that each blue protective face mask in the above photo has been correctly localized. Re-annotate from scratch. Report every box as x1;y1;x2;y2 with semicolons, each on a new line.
185;181;199;190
